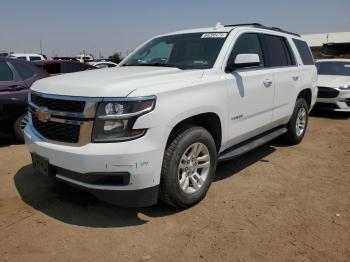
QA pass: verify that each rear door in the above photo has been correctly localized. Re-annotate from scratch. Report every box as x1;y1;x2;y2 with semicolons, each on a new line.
260;34;301;124
224;33;275;145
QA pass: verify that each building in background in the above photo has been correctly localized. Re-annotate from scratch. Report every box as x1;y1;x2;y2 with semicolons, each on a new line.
302;32;350;59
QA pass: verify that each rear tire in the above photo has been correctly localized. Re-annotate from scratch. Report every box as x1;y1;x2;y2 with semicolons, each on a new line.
282;98;309;145
159;126;217;208
13;113;29;143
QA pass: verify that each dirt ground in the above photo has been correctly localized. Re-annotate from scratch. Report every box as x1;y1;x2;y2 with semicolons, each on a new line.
0;111;349;262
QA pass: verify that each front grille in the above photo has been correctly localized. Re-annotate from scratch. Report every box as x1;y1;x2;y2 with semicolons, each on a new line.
317;86;339;98
31;113;80;143
31;93;86;113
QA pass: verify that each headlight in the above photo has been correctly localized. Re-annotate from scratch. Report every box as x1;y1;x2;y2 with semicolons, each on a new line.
92;96;156;142
339;85;350;90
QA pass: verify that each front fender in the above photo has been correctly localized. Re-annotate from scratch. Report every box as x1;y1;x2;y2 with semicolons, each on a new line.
133;80;229;145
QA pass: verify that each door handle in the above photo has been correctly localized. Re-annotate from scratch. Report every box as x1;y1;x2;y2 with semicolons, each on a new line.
292;76;299;81
263;79;273;87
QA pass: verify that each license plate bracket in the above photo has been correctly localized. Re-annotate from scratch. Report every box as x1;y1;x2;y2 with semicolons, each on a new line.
31;153;53;176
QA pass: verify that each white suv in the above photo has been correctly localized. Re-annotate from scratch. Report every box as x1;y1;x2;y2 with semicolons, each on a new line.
25;23;317;208
9;53;45;61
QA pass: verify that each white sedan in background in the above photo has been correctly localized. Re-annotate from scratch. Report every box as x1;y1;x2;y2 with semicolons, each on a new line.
316;59;350;111
88;61;118;69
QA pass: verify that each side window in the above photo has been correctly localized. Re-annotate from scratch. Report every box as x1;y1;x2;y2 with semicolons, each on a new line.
262;35;292;67
292;39;314;65
0;62;14;81
16;56;27;60
12;62;34;79
281;38;296;66
228;33;264;67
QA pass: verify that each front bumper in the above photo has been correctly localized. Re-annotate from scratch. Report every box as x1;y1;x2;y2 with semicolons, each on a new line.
316;89;350;111
24;124;169;207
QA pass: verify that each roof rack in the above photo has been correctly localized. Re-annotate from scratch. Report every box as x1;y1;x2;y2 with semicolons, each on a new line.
224;23;300;37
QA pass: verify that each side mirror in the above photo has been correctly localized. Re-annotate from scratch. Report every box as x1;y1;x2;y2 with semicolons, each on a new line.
226;53;261;72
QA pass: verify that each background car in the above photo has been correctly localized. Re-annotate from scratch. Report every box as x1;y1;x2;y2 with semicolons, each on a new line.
88;61;118;68
0;57;49;141
315;59;350;111
75;54;94;63
8;53;46;61
0;51;10;57
33;60;96;75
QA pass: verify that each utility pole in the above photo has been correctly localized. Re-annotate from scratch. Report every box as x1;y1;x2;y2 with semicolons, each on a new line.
40;40;43;54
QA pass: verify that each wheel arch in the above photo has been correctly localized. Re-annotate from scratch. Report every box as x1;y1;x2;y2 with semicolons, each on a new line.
166;112;222;152
297;88;312;110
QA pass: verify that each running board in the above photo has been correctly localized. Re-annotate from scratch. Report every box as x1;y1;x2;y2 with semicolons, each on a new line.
218;127;287;162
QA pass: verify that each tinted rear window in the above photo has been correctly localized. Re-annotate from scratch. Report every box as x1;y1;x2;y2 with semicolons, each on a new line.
262;35;294;67
29;56;42;61
293;39;314;65
0;62;14;81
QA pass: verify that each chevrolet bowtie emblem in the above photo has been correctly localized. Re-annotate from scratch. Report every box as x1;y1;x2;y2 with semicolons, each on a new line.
34;108;50;122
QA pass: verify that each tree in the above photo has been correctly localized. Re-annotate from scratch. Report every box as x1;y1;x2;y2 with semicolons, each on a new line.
108;52;122;62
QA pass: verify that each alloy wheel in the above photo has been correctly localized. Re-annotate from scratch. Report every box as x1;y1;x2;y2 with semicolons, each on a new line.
178;142;210;194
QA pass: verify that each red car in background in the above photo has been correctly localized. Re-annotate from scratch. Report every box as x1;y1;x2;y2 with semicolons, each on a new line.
34;60;96;75
0;57;49;141
0;59;96;142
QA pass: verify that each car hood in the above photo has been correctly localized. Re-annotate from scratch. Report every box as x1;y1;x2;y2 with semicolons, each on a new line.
31;66;204;97
317;75;350;88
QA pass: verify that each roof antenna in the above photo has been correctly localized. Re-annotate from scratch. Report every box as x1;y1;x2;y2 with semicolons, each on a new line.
215;22;224;30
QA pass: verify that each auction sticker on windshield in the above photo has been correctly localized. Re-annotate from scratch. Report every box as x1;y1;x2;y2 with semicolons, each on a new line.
201;33;227;38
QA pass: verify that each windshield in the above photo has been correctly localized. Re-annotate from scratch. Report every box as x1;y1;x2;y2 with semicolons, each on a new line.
316;61;350;76
122;33;228;70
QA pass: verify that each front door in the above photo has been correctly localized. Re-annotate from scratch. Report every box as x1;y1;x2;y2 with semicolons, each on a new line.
224;33;274;146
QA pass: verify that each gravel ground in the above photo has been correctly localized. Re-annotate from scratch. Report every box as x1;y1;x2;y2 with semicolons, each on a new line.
0;111;349;262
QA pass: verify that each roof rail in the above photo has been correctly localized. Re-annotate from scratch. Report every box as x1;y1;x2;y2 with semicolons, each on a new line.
224;23;300;37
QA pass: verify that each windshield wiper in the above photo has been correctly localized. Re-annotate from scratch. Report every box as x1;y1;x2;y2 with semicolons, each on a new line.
124;63;183;69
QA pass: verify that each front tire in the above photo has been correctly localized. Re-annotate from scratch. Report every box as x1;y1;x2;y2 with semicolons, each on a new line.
159;126;217;208
13;113;29;143
283;98;309;145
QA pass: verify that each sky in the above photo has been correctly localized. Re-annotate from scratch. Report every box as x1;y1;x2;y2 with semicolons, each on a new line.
1;0;350;58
